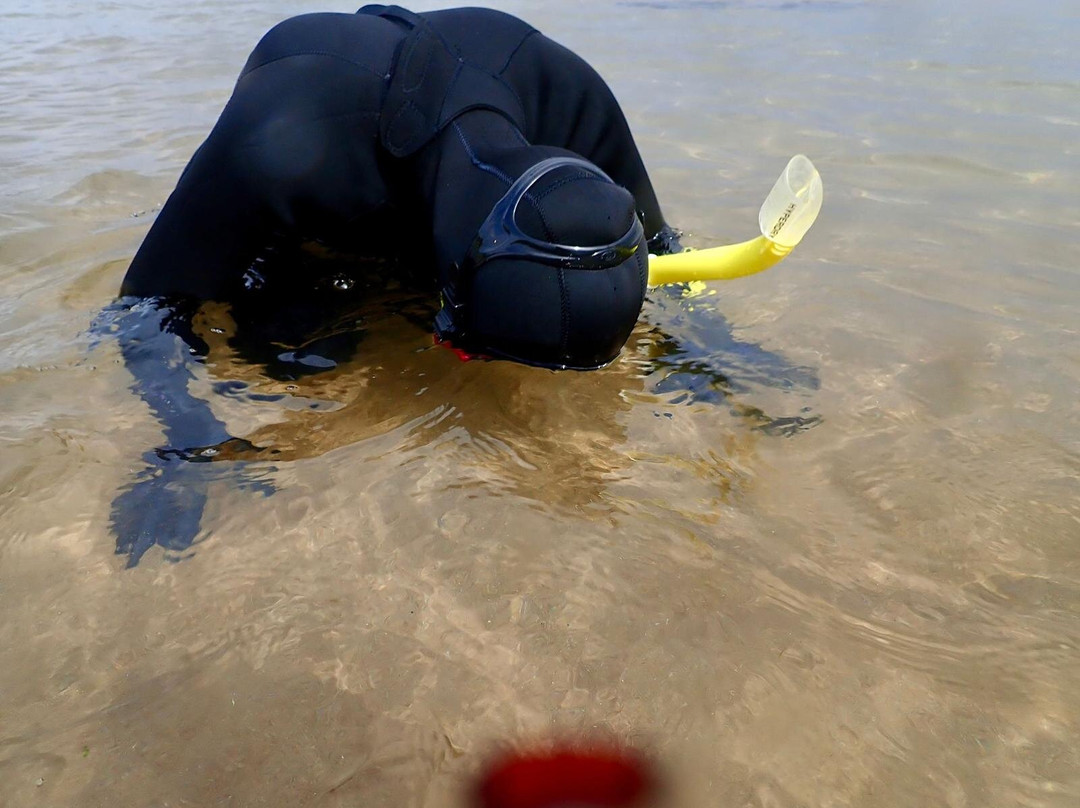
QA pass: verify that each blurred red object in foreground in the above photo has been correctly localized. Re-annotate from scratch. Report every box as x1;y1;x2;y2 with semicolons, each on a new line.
474;746;655;808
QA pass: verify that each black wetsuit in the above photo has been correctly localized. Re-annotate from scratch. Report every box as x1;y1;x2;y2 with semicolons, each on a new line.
102;7;819;567
108;5;683;565
121;5;668;302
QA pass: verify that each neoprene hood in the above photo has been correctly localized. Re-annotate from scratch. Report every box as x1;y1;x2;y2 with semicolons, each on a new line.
436;157;649;370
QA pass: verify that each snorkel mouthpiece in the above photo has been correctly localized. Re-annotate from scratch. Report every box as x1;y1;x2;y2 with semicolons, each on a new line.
647;154;823;286
760;154;823;248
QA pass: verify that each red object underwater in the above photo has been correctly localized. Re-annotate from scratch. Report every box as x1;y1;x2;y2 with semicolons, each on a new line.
434;333;490;363
474;746;655;808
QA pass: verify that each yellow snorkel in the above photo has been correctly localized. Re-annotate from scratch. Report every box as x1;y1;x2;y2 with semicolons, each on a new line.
647;155;823;286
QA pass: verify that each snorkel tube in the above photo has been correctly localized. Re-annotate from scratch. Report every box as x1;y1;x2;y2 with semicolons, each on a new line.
647;155;823;286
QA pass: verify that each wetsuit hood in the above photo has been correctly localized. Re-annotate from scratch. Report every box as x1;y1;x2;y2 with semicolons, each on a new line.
361;4;653;369
435;155;649;370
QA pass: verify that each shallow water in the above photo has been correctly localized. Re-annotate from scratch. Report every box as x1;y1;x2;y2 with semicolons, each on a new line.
2;0;1078;805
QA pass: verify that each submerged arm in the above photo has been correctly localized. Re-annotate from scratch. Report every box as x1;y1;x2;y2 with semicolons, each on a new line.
100;299;269;566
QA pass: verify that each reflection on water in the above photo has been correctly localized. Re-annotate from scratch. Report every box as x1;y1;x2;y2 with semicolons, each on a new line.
101;250;820;567
2;0;1079;806
643;287;822;436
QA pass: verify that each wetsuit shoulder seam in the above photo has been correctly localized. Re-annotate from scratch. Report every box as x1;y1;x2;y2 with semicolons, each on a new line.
452;121;513;186
497;28;538;75
242;50;391;80
451;121;554;240
495;30;538;134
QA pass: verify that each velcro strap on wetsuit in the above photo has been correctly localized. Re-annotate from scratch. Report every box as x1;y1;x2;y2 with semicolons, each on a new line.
358;4;529;157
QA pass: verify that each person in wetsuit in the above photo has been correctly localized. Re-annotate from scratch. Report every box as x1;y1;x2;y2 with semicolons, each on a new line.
108;4;680;564
108;6;817;566
122;4;675;370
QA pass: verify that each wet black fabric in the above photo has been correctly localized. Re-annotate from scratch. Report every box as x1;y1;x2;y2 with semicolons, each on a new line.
359;4;532;157
121;6;667;365
440;152;649;368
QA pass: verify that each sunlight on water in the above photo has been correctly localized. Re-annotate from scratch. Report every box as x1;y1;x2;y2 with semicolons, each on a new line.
1;1;1078;805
